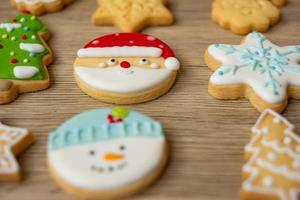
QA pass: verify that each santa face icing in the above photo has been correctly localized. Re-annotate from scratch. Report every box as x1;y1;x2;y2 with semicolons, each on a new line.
74;33;180;94
208;32;300;105
48;108;167;197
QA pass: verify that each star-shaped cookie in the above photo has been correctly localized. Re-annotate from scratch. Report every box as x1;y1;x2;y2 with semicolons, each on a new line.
92;0;174;32
0;123;34;181
205;32;300;113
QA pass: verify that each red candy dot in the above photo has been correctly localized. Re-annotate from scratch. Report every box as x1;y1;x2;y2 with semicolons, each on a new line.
10;58;18;63
0;44;3;49
120;61;131;68
116;118;123;123
12;18;17;22
22;10;31;14
22;34;27;39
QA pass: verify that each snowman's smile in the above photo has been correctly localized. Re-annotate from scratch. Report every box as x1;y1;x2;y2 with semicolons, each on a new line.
90;161;127;173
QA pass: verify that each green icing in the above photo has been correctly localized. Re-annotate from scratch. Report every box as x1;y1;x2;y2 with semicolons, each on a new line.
0;13;48;80
111;107;129;119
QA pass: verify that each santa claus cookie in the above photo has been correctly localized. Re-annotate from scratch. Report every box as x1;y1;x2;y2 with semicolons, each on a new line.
205;32;300;113
48;107;168;200
92;0;174;32
74;33;180;104
212;0;281;35
0;123;34;181
242;109;300;200
11;0;74;16
0;11;52;104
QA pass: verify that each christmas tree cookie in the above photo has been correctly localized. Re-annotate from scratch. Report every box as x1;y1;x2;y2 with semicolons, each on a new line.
0;11;52;104
74;33;180;104
11;0;74;16
241;109;300;200
48;107;168;200
92;0;174;32
0;123;34;181
205;32;300;113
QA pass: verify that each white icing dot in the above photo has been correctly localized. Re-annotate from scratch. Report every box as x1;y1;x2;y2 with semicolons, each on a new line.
31;35;37;40
129;40;134;44
262;176;273;187
147;36;156;41
267;152;276;161
92;40;100;45
115;33;120;36
11;36;16;41
20;18;26;22
284;137;292;145
23;59;29;63
273;117;280;124
150;63;159;69
292;160;300;169
261;127;269;134
97;62;106;68
251;127;259;134
159;44;164;48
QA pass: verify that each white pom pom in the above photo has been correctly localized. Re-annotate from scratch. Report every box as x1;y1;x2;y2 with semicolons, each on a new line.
164;57;180;71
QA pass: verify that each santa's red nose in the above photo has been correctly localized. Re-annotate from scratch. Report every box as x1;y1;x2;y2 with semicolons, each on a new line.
120;61;131;68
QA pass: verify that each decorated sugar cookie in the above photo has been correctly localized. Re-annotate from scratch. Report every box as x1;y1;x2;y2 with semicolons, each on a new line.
205;32;300;113
11;0;74;16
241;109;300;200
0;123;34;181
74;33;180;104
48;107;168;199
269;0;286;7
212;0;281;35
92;0;174;32
0;11;52;104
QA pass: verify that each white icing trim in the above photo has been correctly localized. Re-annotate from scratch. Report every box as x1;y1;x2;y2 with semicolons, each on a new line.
77;46;163;58
13;66;39;79
20;43;45;53
15;0;57;5
0;23;21;32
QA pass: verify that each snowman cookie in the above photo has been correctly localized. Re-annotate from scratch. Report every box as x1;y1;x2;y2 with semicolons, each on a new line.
205;32;300;113
11;0;74;16
0;11;52;104
73;33;180;104
48;107;168;200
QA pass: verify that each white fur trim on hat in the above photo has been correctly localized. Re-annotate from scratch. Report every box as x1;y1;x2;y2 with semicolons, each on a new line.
164;57;180;71
77;46;163;58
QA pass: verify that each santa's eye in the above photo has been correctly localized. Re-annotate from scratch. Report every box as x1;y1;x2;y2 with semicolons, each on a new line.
119;145;126;151
139;58;149;65
107;58;117;66
89;150;95;156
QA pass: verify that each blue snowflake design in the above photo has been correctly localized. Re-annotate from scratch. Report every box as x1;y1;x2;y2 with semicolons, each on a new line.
215;32;300;96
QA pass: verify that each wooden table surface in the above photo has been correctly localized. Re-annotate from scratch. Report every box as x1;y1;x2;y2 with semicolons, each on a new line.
1;0;300;199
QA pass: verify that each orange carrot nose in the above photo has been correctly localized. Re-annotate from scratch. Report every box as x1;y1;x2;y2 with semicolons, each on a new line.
104;153;125;161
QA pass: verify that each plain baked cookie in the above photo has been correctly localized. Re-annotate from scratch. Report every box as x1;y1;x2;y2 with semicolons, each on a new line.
0;11;53;104
11;0;74;16
0;122;34;181
212;0;281;35
205;32;300;113
241;109;300;200
48;107;168;200
92;0;174;32
73;33;180;104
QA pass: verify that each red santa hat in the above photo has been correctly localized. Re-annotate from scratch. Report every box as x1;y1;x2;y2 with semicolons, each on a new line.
77;33;180;71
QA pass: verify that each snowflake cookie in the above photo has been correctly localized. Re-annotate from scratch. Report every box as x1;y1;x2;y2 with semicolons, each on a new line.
48;107;168;199
92;0;174;32
205;32;300;113
11;0;74;16
0;11;53;104
0;123;34;181
242;109;300;200
212;0;281;35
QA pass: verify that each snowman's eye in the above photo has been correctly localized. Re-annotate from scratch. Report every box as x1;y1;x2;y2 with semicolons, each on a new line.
119;145;126;151
139;58;149;65
107;58;117;66
89;150;95;156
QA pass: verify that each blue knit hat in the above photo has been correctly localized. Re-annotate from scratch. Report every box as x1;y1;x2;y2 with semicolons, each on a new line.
48;108;163;151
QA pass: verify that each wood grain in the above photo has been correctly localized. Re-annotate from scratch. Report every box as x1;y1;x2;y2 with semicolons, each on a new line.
1;0;300;199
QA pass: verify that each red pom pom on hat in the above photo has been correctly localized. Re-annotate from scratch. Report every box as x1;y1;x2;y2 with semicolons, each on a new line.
77;33;180;71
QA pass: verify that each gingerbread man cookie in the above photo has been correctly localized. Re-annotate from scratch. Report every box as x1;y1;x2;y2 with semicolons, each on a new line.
205;32;300;113
74;33;180;104
92;0;174;32
0;123;34;181
11;0;74;16
0;11;53;104
242;109;300;200
212;0;280;35
48;107;168;200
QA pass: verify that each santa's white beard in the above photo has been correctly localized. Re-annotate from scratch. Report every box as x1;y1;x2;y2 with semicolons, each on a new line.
75;66;173;93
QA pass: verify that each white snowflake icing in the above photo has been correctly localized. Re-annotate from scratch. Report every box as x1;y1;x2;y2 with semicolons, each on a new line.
208;32;300;104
